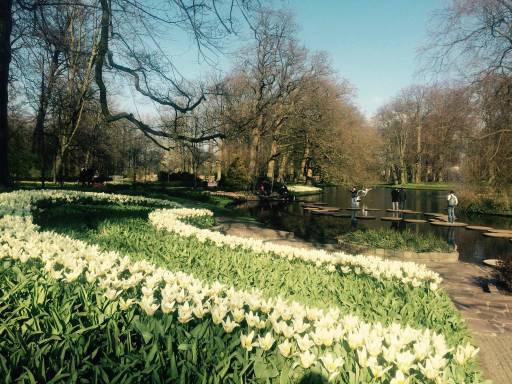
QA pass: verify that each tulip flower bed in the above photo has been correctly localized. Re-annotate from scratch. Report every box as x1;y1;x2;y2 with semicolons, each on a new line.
0;190;484;383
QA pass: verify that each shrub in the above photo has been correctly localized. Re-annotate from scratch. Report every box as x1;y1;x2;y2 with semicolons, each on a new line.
340;228;453;253
219;158;250;191
158;171;206;187
457;186;512;214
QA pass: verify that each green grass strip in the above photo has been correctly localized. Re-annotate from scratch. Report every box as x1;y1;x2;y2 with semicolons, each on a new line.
340;228;453;253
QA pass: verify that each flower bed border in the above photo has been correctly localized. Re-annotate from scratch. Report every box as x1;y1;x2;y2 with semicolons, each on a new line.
337;240;459;263
0;189;482;383
149;208;443;289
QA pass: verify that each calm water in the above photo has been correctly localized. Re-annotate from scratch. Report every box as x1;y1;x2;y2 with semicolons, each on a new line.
230;187;512;263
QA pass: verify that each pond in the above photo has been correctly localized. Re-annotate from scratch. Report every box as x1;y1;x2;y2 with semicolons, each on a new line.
230;186;512;263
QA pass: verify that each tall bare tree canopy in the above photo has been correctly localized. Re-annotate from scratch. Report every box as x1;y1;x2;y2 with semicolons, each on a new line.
426;0;512;78
420;0;512;186
0;0;258;187
7;1;511;189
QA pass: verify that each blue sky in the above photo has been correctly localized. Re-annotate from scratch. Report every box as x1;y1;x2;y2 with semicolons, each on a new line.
124;0;445;119
290;0;444;115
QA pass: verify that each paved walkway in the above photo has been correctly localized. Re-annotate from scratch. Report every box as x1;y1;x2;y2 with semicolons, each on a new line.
215;217;512;384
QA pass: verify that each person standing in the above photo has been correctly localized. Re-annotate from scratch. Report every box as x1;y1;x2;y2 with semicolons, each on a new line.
350;186;359;208
447;190;458;223
391;187;400;211
398;187;407;210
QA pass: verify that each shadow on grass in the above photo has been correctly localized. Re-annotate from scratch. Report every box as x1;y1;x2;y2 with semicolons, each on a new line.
298;372;328;383
34;203;150;232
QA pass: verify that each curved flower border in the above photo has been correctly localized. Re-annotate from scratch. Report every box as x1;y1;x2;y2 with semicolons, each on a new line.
149;208;442;289
0;190;479;383
0;189;178;217
0;214;478;383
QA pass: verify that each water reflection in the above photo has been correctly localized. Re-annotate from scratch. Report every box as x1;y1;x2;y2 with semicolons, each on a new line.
230;187;512;263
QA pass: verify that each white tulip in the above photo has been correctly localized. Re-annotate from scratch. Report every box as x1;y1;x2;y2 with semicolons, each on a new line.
299;350;316;369
295;334;314;352
320;352;344;373
258;332;275;351
222;316;238;333
278;339;292;358
240;331;256;351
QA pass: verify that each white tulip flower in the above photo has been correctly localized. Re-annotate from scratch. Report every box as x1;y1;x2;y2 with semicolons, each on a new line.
321;352;344;373
390;370;410;384
240;331;256;351
278;339;292;358
258;332;275;351
222;316;238;333
299;350;316;369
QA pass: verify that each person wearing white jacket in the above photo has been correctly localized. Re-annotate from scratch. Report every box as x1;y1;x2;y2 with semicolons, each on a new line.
447;190;459;223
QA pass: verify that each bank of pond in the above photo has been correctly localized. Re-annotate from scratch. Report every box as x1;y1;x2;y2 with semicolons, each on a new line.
230;187;512;264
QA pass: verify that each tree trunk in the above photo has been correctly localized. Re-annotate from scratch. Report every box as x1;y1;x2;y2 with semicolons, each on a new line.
300;140;309;183
52;156;58;183
216;160;222;181
392;166;399;184
399;147;407;184
266;138;278;180
414;121;422;183
218;139;227;181
288;161;295;182
0;0;12;188
400;165;407;185
34;49;60;188
278;153;288;182
248;124;261;180
56;147;65;186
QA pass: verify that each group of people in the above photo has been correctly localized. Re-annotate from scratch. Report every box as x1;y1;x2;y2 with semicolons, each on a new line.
391;186;459;223
257;179;292;200
349;185;459;223
391;187;407;211
349;186;372;208
78;167;103;187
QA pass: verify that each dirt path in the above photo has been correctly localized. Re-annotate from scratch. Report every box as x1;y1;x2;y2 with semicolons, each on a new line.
215;217;512;384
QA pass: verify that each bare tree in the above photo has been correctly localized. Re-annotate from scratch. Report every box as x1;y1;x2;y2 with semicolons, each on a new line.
0;0;13;187
94;0;257;149
0;0;259;187
425;0;512;79
424;0;512;184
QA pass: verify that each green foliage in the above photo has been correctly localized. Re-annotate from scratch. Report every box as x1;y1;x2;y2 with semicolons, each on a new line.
182;214;216;229
8;131;40;179
0;198;486;383
36;203;469;347
457;187;512;215
0;258;295;383
219;158;251;191
339;228;453;253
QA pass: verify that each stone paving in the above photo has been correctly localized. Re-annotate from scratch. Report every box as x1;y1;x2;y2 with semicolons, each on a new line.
216;217;512;384
423;261;512;384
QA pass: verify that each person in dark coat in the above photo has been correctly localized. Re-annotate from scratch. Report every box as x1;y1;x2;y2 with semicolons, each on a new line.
398;187;407;210
350;186;359;208
391;187;400;211
278;184;290;200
